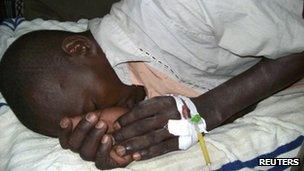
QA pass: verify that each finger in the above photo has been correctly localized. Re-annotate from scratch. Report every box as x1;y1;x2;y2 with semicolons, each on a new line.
117;96;175;127
115;128;174;155
133;137;179;161
113;114;169;142
68;112;98;152
59;117;73;149
95;135;118;170
79;120;108;161
110;148;132;167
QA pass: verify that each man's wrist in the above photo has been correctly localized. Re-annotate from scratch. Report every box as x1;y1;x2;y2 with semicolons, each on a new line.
191;95;223;131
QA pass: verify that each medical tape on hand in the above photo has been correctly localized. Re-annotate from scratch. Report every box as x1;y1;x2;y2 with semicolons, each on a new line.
166;94;208;150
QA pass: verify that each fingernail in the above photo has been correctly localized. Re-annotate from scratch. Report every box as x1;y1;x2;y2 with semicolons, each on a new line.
113;122;121;130
111;136;116;146
60;118;69;128
86;113;96;123
95;120;105;129
102;135;109;144
115;146;126;156
133;153;141;161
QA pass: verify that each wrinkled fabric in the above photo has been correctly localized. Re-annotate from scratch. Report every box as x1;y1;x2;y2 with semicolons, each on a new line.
90;0;304;92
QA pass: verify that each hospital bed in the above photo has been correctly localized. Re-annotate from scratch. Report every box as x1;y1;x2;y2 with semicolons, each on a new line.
0;17;303;171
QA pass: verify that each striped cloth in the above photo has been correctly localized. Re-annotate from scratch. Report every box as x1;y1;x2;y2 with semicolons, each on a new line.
2;0;23;19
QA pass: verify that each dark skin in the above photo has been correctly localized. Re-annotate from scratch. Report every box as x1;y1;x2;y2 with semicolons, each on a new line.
61;107;134;166
53;32;147;169
57;31;304;169
57;33;146;113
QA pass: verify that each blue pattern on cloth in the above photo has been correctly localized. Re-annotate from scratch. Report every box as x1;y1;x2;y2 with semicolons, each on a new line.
0;17;25;31
219;135;304;171
0;102;8;108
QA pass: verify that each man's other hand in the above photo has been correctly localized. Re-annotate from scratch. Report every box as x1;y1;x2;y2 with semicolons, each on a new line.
113;96;180;160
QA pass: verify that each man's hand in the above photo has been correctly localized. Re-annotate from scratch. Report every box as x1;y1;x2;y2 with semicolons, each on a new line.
113;96;180;160
95;135;133;169
58;109;133;169
59;112;108;161
58;96;181;165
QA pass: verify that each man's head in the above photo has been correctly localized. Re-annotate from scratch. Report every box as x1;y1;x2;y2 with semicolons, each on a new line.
0;30;145;137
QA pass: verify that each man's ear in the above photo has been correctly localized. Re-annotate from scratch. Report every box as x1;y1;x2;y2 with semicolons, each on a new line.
61;35;92;56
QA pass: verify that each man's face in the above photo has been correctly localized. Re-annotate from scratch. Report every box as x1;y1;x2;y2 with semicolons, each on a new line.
57;34;146;118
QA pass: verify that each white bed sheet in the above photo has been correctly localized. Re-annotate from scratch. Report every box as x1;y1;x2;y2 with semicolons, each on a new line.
0;19;303;171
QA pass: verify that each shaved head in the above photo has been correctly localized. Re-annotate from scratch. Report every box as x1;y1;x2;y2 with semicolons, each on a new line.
0;30;89;136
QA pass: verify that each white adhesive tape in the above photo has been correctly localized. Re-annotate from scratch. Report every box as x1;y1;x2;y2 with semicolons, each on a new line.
166;94;208;150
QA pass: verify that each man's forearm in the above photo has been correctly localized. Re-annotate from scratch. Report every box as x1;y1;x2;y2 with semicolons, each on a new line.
192;52;304;130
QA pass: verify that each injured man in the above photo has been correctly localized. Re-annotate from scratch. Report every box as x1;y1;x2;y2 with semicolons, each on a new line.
0;0;304;170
